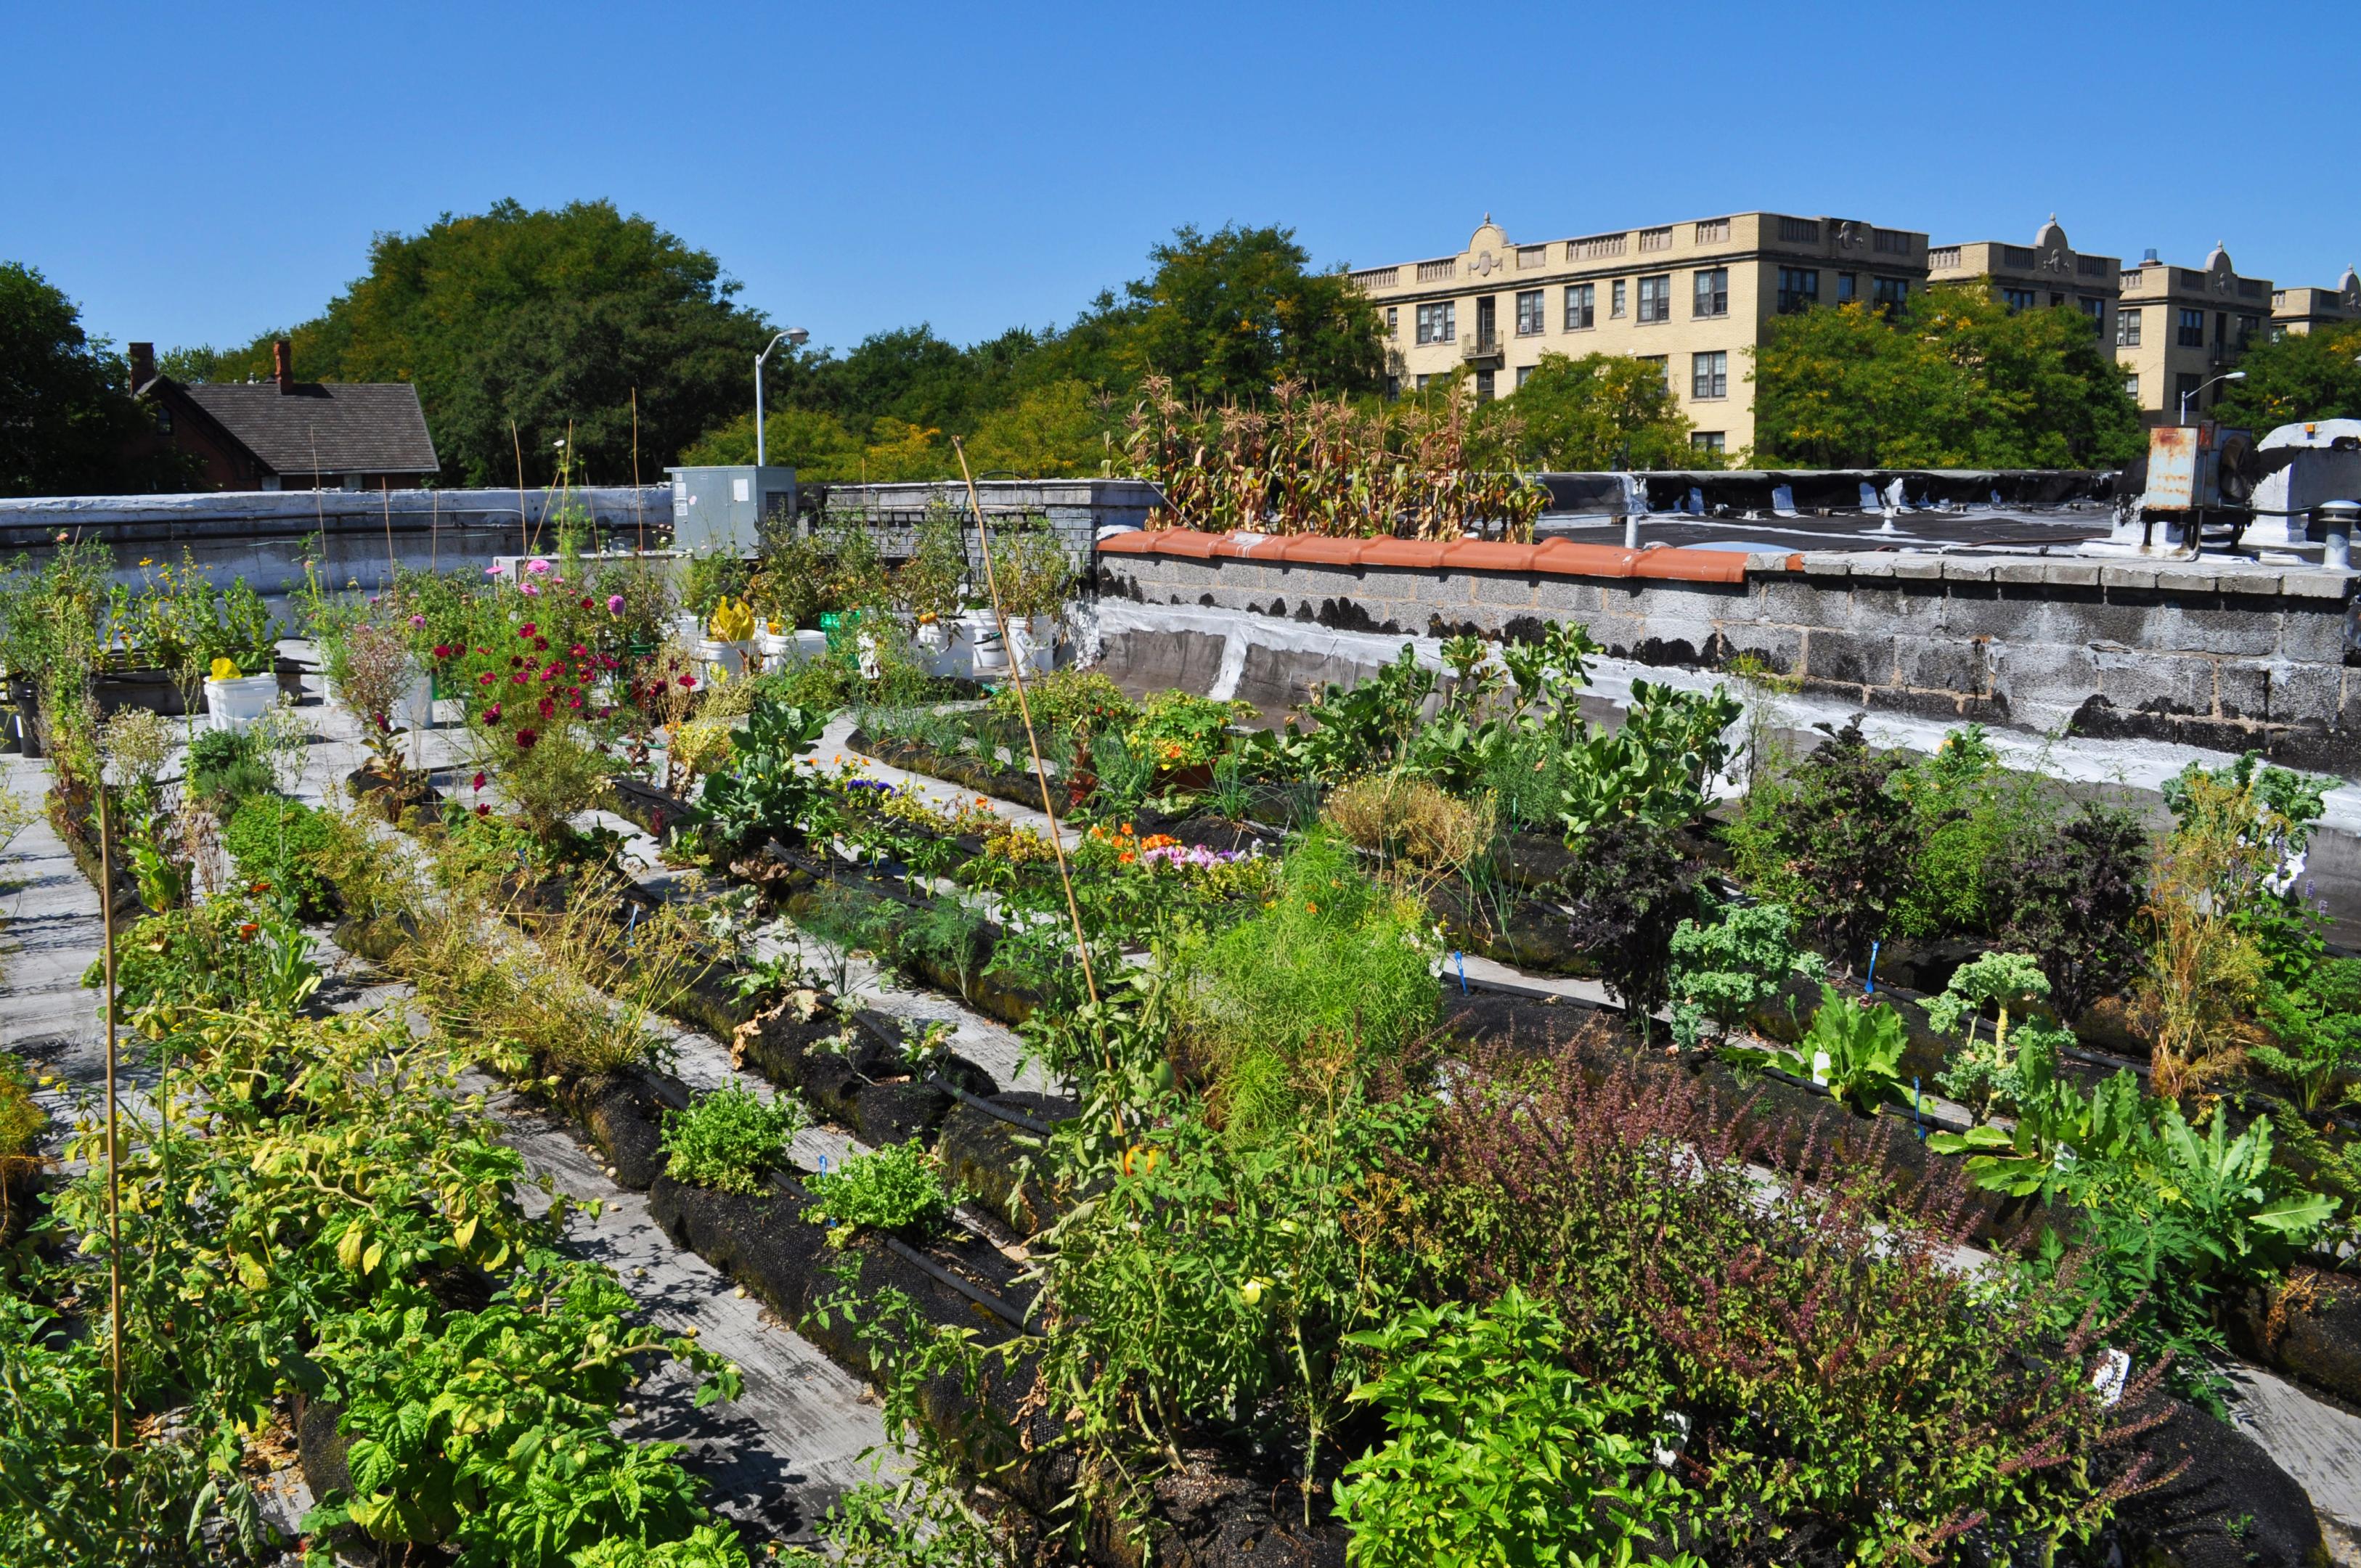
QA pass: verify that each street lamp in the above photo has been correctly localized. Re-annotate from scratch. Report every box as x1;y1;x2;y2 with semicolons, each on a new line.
755;328;810;467
2180;369;2246;425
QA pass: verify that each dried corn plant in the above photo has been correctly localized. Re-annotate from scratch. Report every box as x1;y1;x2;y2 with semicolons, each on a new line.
1124;376;1544;541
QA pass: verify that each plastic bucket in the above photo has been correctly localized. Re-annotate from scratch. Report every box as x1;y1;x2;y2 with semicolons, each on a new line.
204;674;280;733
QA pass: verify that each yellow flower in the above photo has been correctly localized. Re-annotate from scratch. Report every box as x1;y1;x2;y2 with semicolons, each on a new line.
208;656;240;681
138;557;153;567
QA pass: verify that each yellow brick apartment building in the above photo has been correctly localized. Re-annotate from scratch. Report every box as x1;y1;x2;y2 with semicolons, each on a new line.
1349;213;1929;457
1355;214;2357;453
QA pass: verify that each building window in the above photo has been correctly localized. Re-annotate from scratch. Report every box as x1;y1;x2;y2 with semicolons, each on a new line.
155;404;174;435
1776;266;1819;313
2175;372;2201;412
1638;354;1671;388
1835;271;1857;302
1871;276;1909;314
1692;267;1729;318
1777;216;1820;244
2079;296;2106;332
2124;372;2140;399
1564;282;1595;330
1416;373;1435;391
2118;308;2142;347
1636;274;1673;323
1385;305;1398;337
2177;309;2204;348
2238;314;2259;347
1514;289;1546;336
1691;351;1728;400
1611;279;1628;317
1515;364;1535;389
1475;368;1496;404
1416;301;1456;344
1692;431;1726;454
1872;228;1912;256
2001;287;2039;313
1385;374;1400;400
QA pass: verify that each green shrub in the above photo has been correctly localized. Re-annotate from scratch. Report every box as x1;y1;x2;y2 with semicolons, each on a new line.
804;1140;949;1238
991;666;1137;737
1172;830;1438;1142
1332;1289;1696;1568
1724;984;1908;1114
185;725;273;804
84;897;320;1016
660;1083;807;1195
1726;717;1915;965
223;794;339;920
1128;690;1250;770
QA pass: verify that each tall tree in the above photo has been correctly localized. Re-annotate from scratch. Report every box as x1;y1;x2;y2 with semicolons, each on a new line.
2213;323;2361;432
179;200;771;486
0;261;196;497
1752;284;2142;468
1106;224;1385;403
1483;352;1697;470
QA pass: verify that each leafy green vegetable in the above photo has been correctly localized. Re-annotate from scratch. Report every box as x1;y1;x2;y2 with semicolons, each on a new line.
805;1140;950;1238
1723;984;1907;1113
661;1083;807;1195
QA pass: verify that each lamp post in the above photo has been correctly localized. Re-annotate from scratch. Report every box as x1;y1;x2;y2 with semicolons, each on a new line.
2180;369;2246;425
755;327;810;467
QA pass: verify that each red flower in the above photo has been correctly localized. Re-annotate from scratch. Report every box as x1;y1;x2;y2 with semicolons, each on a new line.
508;654;523;668
677;674;696;689
432;643;452;660
484;702;502;722
532;636;549;652
569;644;587;658
476;802;492;817
515;727;539;749
510;671;526;685
579;595;594;611
596;705;612;719
478;671;495;686
518;622;538;638
537;696;555;719
566;695;582;710
471;771;487;789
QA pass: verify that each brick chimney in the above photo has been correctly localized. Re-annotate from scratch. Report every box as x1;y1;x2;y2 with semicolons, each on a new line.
129;342;155;388
273;339;293;393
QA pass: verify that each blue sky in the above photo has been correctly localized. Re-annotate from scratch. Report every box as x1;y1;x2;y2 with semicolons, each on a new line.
5;0;2355;360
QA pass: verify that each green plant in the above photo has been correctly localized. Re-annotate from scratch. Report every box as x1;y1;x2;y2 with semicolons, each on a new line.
1724;984;1907;1113
1990;801;2150;1020
772;1479;1002;1568
698;693;828;854
1563;816;1696;1036
987;665;1135;737
185;725;272;804
987;514;1072;618
1926;951;2055;1119
804;1140;950;1238
1127;689;1249;771
223;794;340;920
661;1083;807;1195
681;550;752;621
1171;830;1438;1142
1726;717;1915;967
1665;900;1823;1048
2254;954;2361;1111
1332;1289;1700;1568
1891;724;2046;938
86;897;321;1016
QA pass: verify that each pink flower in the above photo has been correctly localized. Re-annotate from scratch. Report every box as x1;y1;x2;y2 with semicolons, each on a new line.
537;696;555;719
606;595;625;616
524;558;551;576
432;643;452;659
484;702;502;722
408;613;425;629
477;671;495;687
520;582;539;597
518;623;538;637
486;563;506;578
569;643;587;658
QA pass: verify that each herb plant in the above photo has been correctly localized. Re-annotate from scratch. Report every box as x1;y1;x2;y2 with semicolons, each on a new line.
661;1083;807;1194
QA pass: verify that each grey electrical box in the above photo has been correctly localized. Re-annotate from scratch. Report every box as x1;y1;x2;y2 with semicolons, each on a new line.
664;465;796;555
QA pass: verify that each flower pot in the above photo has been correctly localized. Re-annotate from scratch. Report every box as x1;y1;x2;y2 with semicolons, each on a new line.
959;611;1008;677
754;626;796;666
1008;613;1058;675
204;672;280;732
696;638;749;680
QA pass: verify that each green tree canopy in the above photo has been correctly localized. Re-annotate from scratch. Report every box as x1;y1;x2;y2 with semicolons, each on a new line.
2214;323;2361;432
1101;223;1386;402
1481;352;1697;470
1751;284;2142;468
176;199;772;486
0;262;198;497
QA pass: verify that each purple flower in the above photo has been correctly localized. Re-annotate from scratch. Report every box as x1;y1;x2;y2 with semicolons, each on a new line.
607;594;626;616
408;613;425;629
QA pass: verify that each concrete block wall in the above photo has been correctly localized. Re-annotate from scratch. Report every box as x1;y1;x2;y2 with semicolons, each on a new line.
1096;528;2361;775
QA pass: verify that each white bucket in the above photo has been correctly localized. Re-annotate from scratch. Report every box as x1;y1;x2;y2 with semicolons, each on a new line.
753;626;796;664
1008;613;1058;675
697;638;749;681
960;611;1008;677
204;673;280;733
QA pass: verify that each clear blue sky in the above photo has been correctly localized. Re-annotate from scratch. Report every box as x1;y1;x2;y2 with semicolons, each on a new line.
5;0;2354;361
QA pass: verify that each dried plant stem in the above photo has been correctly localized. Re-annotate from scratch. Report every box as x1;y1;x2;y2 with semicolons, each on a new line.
97;784;123;1453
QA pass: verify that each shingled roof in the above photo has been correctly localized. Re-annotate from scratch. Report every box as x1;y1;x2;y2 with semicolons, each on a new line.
179;380;439;478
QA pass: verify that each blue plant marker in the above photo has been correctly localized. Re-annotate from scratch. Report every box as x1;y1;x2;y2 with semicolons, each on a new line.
624;904;640;946
1912;1075;1925;1141
1864;939;1881;995
1453;951;1468;993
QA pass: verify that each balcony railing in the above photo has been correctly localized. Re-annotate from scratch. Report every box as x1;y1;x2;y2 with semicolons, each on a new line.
1460;334;1505;364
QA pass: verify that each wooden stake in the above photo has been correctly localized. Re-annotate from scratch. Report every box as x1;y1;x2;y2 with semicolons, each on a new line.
953;439;1098;1010
380;479;398;589
97;784;123;1453
632;388;645;555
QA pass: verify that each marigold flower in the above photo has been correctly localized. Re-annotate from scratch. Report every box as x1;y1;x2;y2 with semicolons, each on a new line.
237;922;259;940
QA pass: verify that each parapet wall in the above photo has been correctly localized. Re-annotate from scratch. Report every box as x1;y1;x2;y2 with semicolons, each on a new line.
1096;528;2361;775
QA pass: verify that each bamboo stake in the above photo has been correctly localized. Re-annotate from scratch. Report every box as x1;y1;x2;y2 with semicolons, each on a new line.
429;484;441;573
380;479;398;589
97;783;123;1453
632;388;645;555
511;422;531;559
952;438;1098;1012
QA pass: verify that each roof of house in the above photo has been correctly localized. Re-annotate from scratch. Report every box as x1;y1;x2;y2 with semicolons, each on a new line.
176;380;439;476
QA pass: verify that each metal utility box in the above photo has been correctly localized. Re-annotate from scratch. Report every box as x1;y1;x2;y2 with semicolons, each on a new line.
2139;423;2255;513
664;465;795;556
